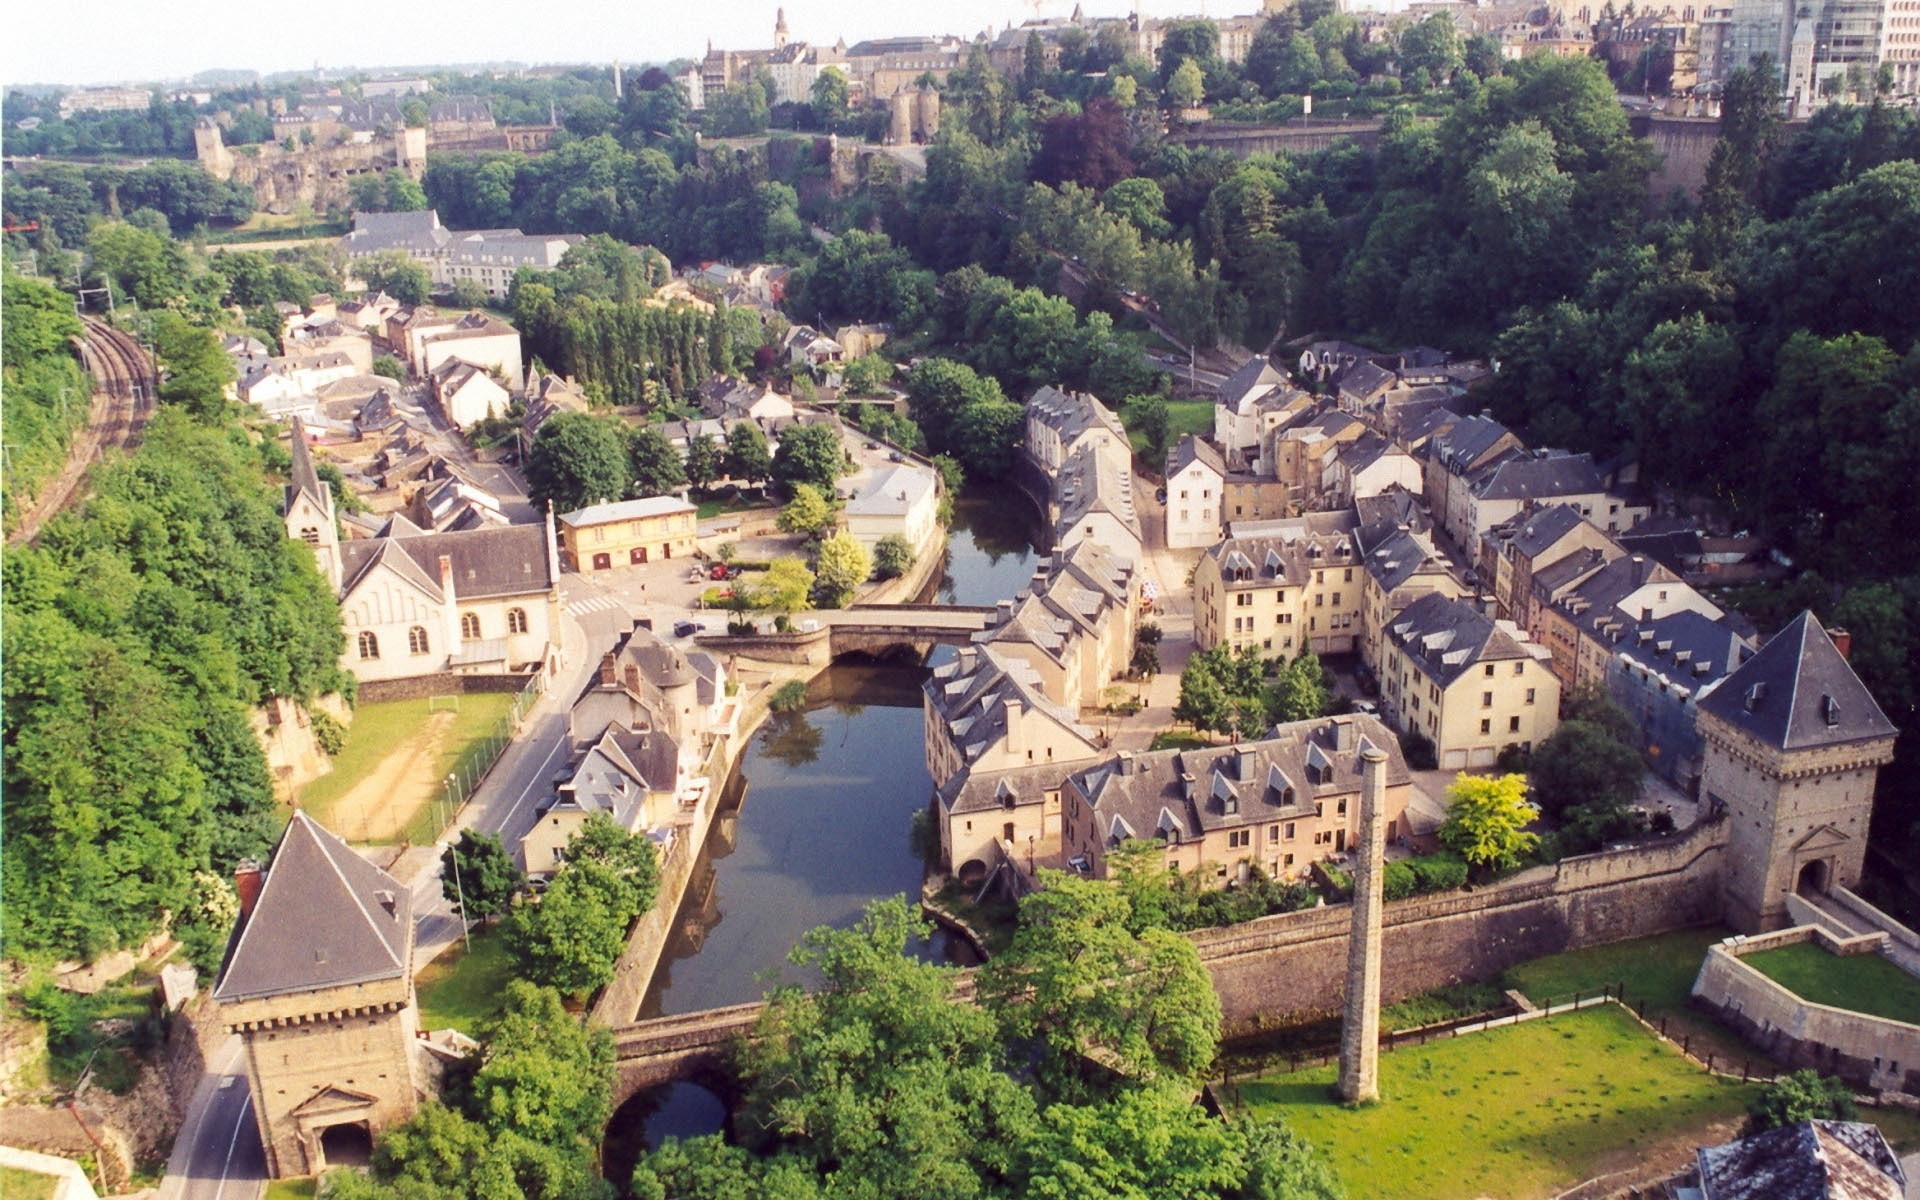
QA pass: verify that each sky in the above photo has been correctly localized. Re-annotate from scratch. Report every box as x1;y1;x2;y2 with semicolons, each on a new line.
4;0;1293;89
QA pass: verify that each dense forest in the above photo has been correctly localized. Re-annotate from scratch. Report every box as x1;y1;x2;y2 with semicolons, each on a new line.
1;276;93;530
0;278;346;968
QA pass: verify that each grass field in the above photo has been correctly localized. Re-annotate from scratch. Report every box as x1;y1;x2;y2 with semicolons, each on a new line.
1236;1004;1754;1200
415;926;515;1035
263;1177;318;1200
1744;942;1920;1026
1149;730;1214;752
1502;927;1729;1012
0;1165;62;1199
298;694;517;845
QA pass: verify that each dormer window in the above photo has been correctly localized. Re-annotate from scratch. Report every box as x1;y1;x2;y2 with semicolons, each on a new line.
1823;695;1841;727
1744;682;1767;712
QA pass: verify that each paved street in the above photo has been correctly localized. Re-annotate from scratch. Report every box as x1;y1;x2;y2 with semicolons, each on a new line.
156;1036;264;1200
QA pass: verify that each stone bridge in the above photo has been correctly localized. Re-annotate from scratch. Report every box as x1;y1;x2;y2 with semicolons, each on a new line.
609;1002;766;1107
693;604;994;666
1167;118;1386;160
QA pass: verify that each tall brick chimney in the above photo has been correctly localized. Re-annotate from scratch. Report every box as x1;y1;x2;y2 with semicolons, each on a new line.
1337;745;1389;1105
1829;627;1852;661
234;859;264;919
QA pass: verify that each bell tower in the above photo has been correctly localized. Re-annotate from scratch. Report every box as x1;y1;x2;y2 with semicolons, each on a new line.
774;7;790;50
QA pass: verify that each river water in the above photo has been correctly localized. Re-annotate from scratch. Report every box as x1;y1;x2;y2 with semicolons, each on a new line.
605;493;1041;1161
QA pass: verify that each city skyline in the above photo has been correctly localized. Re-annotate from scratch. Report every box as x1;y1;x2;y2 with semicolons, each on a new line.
3;0;1354;90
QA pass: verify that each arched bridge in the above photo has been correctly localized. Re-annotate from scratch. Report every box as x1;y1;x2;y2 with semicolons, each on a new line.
609;1002;766;1107
694;604;994;665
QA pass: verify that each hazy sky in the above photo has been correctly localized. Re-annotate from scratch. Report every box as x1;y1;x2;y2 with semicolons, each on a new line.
6;0;1278;88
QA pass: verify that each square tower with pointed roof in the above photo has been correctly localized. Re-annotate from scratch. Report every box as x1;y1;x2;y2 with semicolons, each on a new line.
1697;612;1898;932
215;813;419;1177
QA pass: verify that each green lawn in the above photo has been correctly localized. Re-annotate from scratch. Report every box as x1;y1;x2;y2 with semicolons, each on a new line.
1501;927;1730;1012
415;926;515;1035
298;694;517;845
1149;730;1214;752
1125;400;1216;458
264;1179;318;1200
0;1165;62;1199
1236;1004;1754;1200
1744;942;1920;1026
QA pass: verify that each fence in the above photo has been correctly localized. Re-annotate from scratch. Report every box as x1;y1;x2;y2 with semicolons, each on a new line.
405;672;546;846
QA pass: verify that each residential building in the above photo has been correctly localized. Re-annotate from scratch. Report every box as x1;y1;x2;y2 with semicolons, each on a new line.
1694;1120;1905;1200
1423;413;1522;546
334;516;560;684
783;325;845;368
413;311;523;390
523;373;590;440
1268;406;1368;510
843;463;939;554
428;358;509;430
1061;716;1414;885
698;377;795;424
1355;511;1470;666
213;814;419;1178
1024;385;1128;474
521;724;682;875
1606;606;1753;790
1166;435;1227;549
1448;449;1646;553
441;231;580;302
557;496;698;572
1053;440;1143;561
1377;591;1562;769
1478;503;1625;630
834;323;890;359
923;645;1102;786
1699;612;1897;930
571;624;734;769
1193;513;1365;657
1321;433;1422;509
973;540;1138;710
1534;553;1723;693
937;758;1076;884
1213;355;1303;472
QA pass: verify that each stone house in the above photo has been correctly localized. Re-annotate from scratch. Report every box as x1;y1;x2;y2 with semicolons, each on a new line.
1422;413;1522;546
414;312;523;390
1212;355;1301;472
1268;406;1366;510
521;724;683;876
428;359;510;430
1192;513;1365;658
1533;553;1723;693
1478;503;1624;632
842;463;938;554
922;645;1102;788
1061;715;1413;886
557;496;698;573
1606;605;1753;790
1053;440;1143;561
972;540;1138;711
1376;591;1562;770
1024;385;1127;474
1165;435;1227;550
782;325;845;368
1447;449;1646;554
213;813;419;1178
1320;433;1422;509
1356;517;1469;668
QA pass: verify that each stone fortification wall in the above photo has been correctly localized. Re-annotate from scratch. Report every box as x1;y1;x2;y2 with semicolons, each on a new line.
1691;924;1920;1094
356;671;535;704
1194;819;1728;1034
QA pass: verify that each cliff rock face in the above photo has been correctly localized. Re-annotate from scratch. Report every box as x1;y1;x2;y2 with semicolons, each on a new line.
252;694;353;802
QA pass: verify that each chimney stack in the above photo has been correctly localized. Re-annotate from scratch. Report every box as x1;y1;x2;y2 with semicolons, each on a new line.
1002;697;1022;755
376;890;397;917
1829;626;1852;661
234;860;264;919
1336;745;1390;1105
1236;745;1258;781
599;652;617;687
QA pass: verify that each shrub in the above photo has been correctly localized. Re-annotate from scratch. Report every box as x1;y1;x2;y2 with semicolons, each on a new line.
873;534;915;581
1649;809;1676;834
1381;861;1418;901
1317;862;1352;898
771;680;809;713
727;618;757;635
1408;853;1469;893
21;979;80;1043
1399;728;1437;770
1746;1070;1857;1134
310;709;346;757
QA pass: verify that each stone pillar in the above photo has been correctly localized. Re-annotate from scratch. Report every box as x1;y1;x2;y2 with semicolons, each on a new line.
1336;744;1389;1103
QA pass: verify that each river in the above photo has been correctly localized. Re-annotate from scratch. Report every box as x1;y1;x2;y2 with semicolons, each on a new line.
604;492;1041;1163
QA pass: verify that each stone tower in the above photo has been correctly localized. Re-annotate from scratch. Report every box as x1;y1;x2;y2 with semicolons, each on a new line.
283;418;341;592
194;117;234;181
1697;611;1897;933
1336;743;1389;1104
774;6;790;50
214;813;419;1177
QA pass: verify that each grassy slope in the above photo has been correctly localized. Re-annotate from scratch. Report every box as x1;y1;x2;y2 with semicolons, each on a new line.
1238;1004;1753;1200
1744;942;1920;1026
297;693;516;839
1501;927;1731;1012
415;926;515;1035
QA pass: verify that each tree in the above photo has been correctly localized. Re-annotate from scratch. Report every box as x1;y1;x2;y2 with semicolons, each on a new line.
1529;718;1643;822
359;250;432;305
905;357;1005;451
777;483;835;536
1175;644;1271;738
1123;394;1172;457
683;432;722;492
750;557;815;614
1168;59;1207;108
525;412;629;514
1437;773;1539;873
873;534;916;580
949;396;1026;480
627;425;688;498
506;816;658;997
1270;650;1330;724
841;353;892;396
1745;1069;1858;1134
771;422;846;492
813;531;872;608
1399;14;1463;86
809;67;849;127
441;831;524;920
981;872;1222;1103
726;421;773;487
372;355;406;381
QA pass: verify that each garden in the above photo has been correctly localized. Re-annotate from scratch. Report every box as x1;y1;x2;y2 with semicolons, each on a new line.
1743;941;1920;1026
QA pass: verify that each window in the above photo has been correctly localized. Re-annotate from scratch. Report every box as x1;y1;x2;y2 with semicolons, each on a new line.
460;612;481;640
1229;829;1251;849
1268;824;1280;842
408;626;430;655
1513;661;1524;675
1331;593;1341;606
1283;853;1295;869
1343;568;1353;582
1484;664;1495;677
1315;593;1324;607
1509;716;1522;733
1337;798;1348;816
507;607;529;634
1480;719;1491;735
1482;691;1493;707
1180;489;1189;499
1315;570;1325;584
357;631;380;660
1284;822;1296;840
1525;688;1536;705
300;526;320;545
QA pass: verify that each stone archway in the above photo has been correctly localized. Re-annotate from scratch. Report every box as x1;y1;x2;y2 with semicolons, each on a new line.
318;1121;373;1169
1797;858;1831;896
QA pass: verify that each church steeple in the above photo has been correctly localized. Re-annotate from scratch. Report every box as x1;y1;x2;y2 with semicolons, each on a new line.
774;7;790;50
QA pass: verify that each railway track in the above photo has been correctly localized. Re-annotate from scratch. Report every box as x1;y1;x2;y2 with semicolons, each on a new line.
7;315;159;546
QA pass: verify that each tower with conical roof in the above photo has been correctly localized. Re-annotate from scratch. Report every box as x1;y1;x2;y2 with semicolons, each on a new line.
214;813;420;1176
284;417;340;592
1697;612;1897;932
774;7;790;50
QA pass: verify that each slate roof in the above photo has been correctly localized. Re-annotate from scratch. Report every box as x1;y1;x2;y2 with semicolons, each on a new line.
975;541;1135;666
924;646;1097;768
343;209;449;255
1054;441;1139;542
1336;360;1396;403
1354;487;1433;546
1697;1120;1904;1200
1216;355;1291;414
1206;516;1360;589
1610;607;1752;696
214;813;410;1003
559;496;696;527
1027;385;1126;446
1069;716;1409;846
1470;450;1606;502
286;418;329;515
1429;414;1514;474
1362;525;1454;594
1696;611;1896;751
338;522;554;601
845;464;935;518
1167;434;1225;480
549;725;680;830
1507;503;1591;560
1387;592;1548;687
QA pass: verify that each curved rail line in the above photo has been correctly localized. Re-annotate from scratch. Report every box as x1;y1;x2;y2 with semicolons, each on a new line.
7;315;158;545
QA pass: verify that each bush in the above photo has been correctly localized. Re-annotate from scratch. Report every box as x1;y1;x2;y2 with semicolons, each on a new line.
771;680;809;713
310;709;346;757
873;534;915;581
1407;853;1469;893
1399;728;1437;770
727;618;757;635
1745;1069;1857;1134
1649;809;1676;834
1317;862;1352;898
1381;861;1418;901
21;979;80;1044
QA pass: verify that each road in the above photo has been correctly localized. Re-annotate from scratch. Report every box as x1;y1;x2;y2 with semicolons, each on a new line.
156;1037;265;1200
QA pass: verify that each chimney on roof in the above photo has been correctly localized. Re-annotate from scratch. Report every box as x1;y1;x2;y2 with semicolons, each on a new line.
599;652;617;687
376;890;397;917
1829;626;1852;661
1002;697;1022;755
1117;750;1135;775
234;860;264;920
1236;745;1258;781
1331;717;1355;752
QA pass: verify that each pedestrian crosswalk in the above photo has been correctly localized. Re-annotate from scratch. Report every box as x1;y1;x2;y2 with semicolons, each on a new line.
566;593;627;617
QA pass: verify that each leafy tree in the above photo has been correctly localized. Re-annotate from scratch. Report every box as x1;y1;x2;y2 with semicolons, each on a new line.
840;353;893;396
771;422;846;492
1168;59;1207;109
627;425;688;498
1745;1069;1857;1134
358;250;432;305
750;557;815;614
981;871;1222;1102
1398;14;1463;85
1438;773;1539;873
1124;394;1172;457
1529;717;1643;822
372;355;406;381
1270;650;1330;724
1033;99;1136;192
808;67;850;128
873;534;916;580
905;357;1006;451
505;815;658;997
706;81;770;138
726;421;773;486
525;412;629;513
949;396;1026;480
441;831;525;920
683;433;722;492
812;531;872;608
777;483;835;536
1176;644;1271;738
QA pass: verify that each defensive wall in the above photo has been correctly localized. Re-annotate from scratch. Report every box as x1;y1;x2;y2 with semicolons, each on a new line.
1691;922;1920;1094
1167;119;1386;159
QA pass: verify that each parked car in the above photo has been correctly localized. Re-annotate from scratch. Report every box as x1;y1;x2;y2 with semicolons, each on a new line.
673;619;703;638
889;452;906;463
1352;700;1380;717
709;563;732;581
